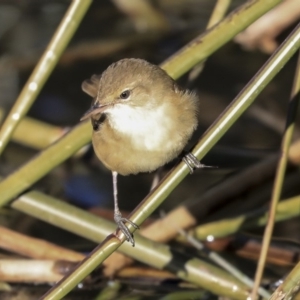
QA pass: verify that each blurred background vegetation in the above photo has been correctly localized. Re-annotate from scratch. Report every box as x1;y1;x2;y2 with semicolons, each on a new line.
0;0;300;299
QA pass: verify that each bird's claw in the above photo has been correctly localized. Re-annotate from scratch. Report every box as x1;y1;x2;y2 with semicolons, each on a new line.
183;153;216;174
114;212;139;247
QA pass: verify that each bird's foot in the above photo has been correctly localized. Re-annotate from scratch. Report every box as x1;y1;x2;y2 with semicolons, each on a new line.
183;153;216;174
114;211;139;247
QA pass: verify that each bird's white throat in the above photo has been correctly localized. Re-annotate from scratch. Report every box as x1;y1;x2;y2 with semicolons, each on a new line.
105;103;173;151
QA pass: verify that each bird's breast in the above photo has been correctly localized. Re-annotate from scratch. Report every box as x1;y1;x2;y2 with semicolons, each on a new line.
92;98;197;175
105;103;174;151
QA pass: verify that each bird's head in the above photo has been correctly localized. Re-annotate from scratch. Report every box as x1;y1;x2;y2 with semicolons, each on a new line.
80;58;175;121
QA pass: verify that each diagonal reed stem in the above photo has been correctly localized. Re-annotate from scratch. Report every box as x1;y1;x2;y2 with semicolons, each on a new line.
188;0;232;81
0;0;92;156
11;191;250;300
251;47;300;299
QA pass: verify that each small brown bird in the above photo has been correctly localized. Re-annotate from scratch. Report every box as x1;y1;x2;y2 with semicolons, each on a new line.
81;58;203;246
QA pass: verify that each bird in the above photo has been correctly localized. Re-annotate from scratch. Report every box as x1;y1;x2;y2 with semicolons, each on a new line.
80;58;203;246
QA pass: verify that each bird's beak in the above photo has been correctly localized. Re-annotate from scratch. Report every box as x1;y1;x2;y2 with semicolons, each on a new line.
80;103;110;121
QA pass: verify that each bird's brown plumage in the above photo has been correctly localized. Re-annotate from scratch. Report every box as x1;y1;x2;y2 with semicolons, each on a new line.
82;58;198;175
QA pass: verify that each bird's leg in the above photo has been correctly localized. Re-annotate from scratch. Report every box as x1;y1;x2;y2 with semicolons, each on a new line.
183;153;215;174
112;171;139;246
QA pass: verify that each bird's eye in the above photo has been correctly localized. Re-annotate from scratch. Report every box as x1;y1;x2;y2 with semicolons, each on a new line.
120;90;130;99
